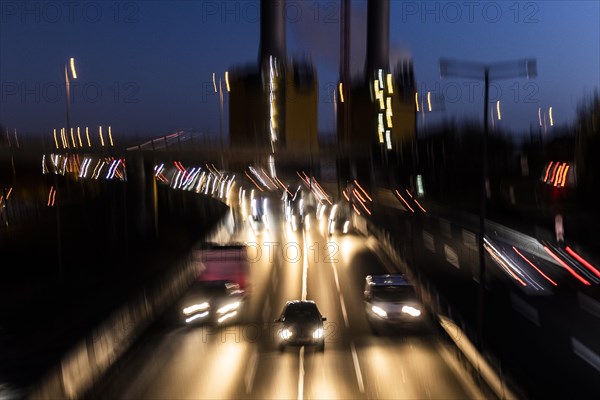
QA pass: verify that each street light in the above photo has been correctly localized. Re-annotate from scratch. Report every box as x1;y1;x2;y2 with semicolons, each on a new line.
213;71;229;168
439;57;537;349
64;57;77;143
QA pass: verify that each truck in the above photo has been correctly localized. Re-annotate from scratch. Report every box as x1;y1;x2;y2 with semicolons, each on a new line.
179;243;250;325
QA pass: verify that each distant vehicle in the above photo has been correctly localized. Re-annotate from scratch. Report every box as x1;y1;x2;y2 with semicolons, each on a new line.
364;274;424;332
198;243;250;291
327;203;352;236
180;280;244;325
178;244;249;325
283;186;304;231
275;300;326;352
249;195;269;233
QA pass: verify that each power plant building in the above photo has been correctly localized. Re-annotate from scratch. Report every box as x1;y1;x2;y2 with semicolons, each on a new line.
229;0;318;156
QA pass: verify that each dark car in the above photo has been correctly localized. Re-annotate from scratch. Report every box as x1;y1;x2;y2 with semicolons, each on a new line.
180;280;245;326
275;300;326;352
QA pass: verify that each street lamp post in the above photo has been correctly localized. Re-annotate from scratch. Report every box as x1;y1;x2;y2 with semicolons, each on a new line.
64;58;77;140
440;57;537;349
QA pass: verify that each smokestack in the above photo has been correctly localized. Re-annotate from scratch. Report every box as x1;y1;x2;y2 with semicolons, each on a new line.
365;0;389;77
258;0;286;66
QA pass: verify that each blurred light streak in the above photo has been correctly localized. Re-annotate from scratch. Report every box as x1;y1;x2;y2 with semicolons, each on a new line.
378;113;384;143
544;246;591;285
387;73;393;94
386;97;393;127
427;91;432;112
212;72;217;93
549;163;559;183
415;92;420;112
76;127;82;147
343;190;350;202
53;129;59;149
354;180;372;201
352;203;361;215
47;186;56;206
245;171;264;192
414;199;427;213
405;189;413;198
69;58;77;79
394;190;414;213
484;240;527;287
549;107;554;126
70;128;76;148
108;126;114;146
538;108;542;127
543;162;553;182
560;165;570;187
94;162;105;180
225;71;230;92
6;187;12;200
513;246;558;286
566;247;600;278
85;127;91;147
339;82;344;102
496;100;501;120
99;126;105;147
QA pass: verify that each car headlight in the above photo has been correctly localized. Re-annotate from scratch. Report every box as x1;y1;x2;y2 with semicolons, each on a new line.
280;328;293;339
371;305;387;319
343;221;350;234
185;311;209;324
401;305;421;317
183;302;210;315
217;301;240;315
312;327;324;339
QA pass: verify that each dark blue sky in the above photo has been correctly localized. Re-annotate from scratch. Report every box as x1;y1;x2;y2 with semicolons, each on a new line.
1;1;598;142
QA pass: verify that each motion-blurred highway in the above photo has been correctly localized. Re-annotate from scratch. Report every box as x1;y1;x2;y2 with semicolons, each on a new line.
93;187;481;399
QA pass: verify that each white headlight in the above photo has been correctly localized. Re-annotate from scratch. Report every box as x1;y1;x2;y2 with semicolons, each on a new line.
372;305;387;319
217;301;240;315
185;311;209;323
312;328;324;339
280;328;293;339
183;302;209;315
401;305;421;317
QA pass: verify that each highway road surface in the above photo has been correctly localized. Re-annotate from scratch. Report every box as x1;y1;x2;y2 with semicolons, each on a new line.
92;188;483;399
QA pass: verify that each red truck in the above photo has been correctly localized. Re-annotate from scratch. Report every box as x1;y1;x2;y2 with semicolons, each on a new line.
179;243;249;325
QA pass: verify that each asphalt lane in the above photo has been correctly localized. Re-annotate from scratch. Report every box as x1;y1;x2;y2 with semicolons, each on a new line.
93;189;481;399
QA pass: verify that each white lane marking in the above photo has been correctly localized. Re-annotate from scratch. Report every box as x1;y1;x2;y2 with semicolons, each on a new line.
350;341;365;393
339;294;349;328
244;348;259;393
302;230;308;301
298;346;305;400
331;262;349;327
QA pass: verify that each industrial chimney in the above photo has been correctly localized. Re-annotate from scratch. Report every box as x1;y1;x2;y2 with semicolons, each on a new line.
258;0;286;67
365;0;390;77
